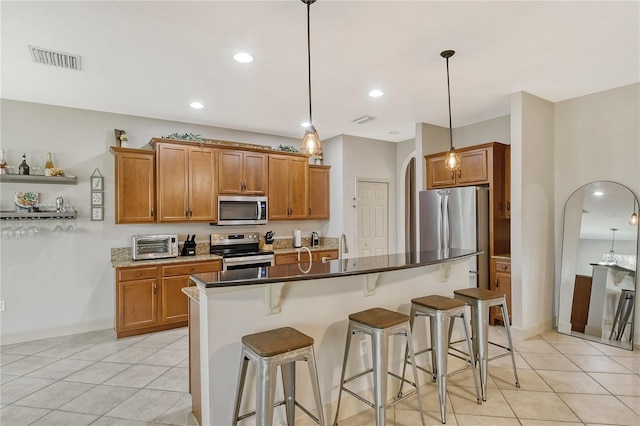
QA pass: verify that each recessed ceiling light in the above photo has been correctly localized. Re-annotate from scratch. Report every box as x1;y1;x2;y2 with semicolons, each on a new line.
190;102;204;109
388;131;400;135
368;89;384;98
234;52;254;63
593;191;604;196
301;122;311;128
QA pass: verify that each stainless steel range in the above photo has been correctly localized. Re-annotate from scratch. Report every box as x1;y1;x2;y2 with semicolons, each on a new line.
210;232;274;271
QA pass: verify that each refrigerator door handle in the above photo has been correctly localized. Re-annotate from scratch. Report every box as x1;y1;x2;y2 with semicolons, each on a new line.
442;189;450;251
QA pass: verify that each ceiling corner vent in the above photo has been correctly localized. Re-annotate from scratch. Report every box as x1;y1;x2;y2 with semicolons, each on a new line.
28;46;81;70
352;115;374;124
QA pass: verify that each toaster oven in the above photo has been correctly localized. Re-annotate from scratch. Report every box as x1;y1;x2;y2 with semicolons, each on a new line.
132;234;179;260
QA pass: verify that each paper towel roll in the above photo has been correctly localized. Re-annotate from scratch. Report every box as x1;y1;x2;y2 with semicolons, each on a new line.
293;229;302;248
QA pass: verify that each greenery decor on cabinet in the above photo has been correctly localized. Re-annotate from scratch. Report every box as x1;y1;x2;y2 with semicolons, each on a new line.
90;168;104;221
162;132;206;142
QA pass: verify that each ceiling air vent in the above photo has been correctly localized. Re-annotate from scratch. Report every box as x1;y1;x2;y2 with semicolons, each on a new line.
28;46;81;70
352;115;374;124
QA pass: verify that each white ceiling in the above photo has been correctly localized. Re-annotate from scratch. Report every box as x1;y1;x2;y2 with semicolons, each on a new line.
1;1;638;143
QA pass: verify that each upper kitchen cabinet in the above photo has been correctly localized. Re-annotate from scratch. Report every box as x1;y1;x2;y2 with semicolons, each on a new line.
218;150;267;195
425;145;491;189
155;141;217;222
268;154;308;220
111;147;156;224
308;165;331;219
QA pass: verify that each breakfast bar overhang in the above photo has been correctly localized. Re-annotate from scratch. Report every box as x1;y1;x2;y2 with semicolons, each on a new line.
188;249;479;425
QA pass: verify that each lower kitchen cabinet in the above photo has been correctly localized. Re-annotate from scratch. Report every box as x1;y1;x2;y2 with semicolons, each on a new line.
489;257;512;325
116;267;158;334
275;249;338;265
115;260;221;338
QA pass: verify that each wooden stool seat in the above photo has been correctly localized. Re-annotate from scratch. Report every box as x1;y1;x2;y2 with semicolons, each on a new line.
412;295;466;311
242;327;314;357
348;307;410;329
454;287;505;301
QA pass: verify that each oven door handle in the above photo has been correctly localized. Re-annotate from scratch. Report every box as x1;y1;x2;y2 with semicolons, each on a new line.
223;254;275;267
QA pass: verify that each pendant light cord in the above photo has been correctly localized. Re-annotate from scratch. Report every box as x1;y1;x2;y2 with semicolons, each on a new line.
445;56;453;149
307;1;313;125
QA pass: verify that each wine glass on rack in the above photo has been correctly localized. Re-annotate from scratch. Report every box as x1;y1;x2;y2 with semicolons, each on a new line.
64;206;75;232
1;224;15;239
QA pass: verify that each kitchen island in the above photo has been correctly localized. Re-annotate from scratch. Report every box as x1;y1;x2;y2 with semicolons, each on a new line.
187;249;478;426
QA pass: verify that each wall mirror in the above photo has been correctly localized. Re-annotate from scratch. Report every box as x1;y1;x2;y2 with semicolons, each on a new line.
559;181;638;350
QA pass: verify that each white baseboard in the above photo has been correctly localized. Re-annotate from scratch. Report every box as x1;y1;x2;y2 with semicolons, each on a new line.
1;317;114;346
510;318;553;341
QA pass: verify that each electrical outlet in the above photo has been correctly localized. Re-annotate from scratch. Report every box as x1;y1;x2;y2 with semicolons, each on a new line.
359;337;368;356
0;301;5;312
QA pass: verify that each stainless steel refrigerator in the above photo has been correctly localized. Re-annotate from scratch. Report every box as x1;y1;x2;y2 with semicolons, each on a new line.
419;187;489;289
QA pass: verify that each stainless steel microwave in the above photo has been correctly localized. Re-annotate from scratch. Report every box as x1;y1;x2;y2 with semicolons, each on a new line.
216;196;268;225
132;234;179;260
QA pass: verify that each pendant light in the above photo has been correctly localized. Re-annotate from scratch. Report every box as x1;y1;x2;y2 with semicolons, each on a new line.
299;0;322;157
441;50;461;171
599;228;619;265
629;198;638;225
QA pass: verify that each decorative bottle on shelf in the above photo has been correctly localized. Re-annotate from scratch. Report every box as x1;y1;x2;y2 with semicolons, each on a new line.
18;153;30;175
44;152;55;176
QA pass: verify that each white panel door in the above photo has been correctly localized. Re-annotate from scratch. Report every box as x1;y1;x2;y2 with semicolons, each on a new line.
356;180;389;260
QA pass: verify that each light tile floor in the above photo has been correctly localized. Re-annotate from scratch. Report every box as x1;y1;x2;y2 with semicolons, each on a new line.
1;327;639;425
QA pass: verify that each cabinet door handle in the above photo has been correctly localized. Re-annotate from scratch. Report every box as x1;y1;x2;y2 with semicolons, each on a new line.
153;282;157;293
495;278;499;288
185;208;189;218
506;202;510;211
457;170;461;178
136;271;142;277
450;171;454;179
150;208;155;217
309;207;311;215
501;264;508;270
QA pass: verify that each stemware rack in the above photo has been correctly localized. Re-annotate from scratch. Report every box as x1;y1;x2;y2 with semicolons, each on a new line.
0;211;77;221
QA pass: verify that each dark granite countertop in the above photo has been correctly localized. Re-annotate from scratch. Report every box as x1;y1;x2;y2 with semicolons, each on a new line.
190;249;479;288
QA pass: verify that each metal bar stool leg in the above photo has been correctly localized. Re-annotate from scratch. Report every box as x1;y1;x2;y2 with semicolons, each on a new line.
306;347;326;426
372;329;389;426
405;325;426;426
433;313;449;424
474;302;490;401
333;324;354;426
461;311;482;405
256;358;278;426
281;361;296;426
501;302;520;388
232;350;250;426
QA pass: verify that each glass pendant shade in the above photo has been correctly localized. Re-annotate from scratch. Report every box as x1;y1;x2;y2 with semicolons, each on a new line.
599;228;619;265
444;146;462;171
300;125;322;157
630;198;638;225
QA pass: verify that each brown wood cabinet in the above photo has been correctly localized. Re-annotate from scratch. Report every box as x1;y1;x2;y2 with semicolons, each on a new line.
308;165;331;219
155;142;217;222
116;266;158;335
218;149;267;195
489;257;512;325
275;249;338;265
268;154;309;220
426;146;489;189
115;259;221;338
111;147;156;224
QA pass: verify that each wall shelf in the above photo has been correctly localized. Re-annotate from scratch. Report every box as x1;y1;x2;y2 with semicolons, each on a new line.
0;211;77;221
0;174;78;185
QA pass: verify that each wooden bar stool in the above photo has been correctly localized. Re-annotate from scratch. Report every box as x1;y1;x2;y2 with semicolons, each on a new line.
453;288;519;401
232;327;325;426
399;295;481;424
333;308;425;426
